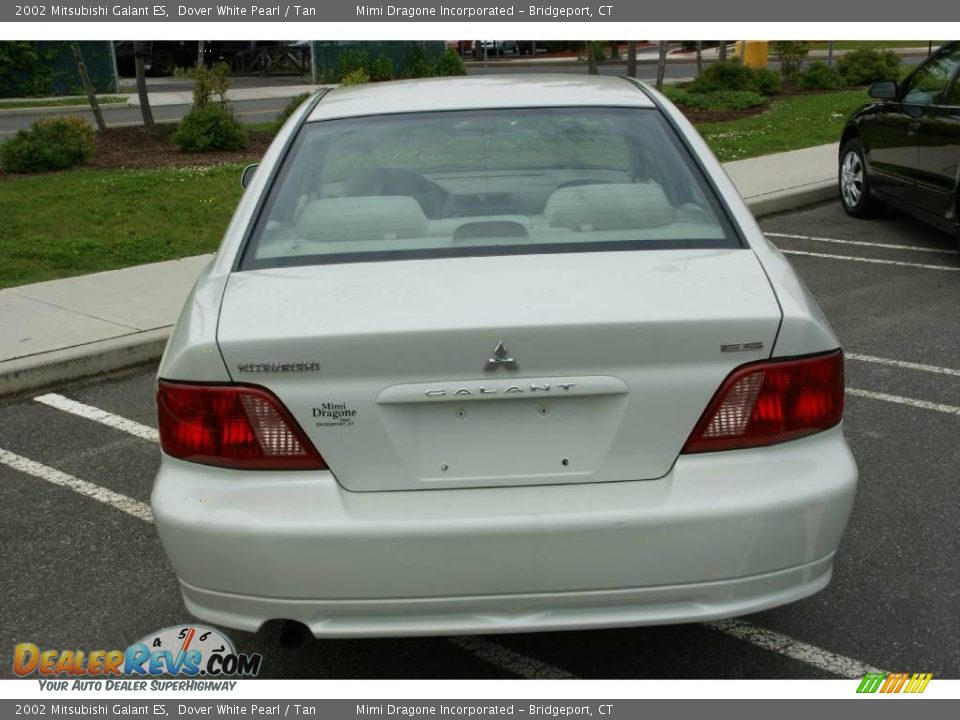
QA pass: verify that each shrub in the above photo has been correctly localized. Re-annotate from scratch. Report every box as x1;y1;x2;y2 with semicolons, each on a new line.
340;68;370;86
1;116;95;173
336;49;369;81
689;59;782;96
369;55;394;81
432;48;467;77
751;67;782;95
272;92;311;134
672;89;767;112
799;61;844;90
403;46;435;78
836;48;901;86
174;106;246;152
772;41;809;80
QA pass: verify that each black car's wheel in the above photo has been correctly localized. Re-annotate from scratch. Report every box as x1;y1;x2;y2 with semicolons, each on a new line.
149;49;176;76
839;139;883;218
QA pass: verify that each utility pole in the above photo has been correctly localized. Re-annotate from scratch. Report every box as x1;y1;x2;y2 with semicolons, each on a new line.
627;41;637;78
696;40;704;75
718;41;728;61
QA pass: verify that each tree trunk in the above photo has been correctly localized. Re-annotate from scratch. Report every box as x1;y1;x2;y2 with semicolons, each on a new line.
133;41;155;129
655;41;668;90
197;40;206;70
585;42;599;75
718;41;728;61
70;42;106;132
626;41;637;78
695;41;703;75
609;41;620;60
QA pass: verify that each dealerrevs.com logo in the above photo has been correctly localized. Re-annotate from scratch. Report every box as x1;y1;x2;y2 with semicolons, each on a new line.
14;625;262;684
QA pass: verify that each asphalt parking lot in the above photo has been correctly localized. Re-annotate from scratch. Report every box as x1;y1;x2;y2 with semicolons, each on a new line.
0;201;957;680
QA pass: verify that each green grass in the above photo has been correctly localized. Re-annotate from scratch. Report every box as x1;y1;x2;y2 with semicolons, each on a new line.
692;88;870;162
0;97;127;110
0;164;244;288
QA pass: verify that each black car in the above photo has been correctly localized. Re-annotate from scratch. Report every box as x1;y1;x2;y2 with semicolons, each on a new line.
839;41;960;244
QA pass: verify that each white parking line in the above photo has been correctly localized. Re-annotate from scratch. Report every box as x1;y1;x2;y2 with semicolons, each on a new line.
25;395;895;678
767;231;959;255
0;447;153;522
447;636;577;679
34;393;159;442
847;388;960;415
706;619;884;678
847;353;960;378
781;248;960;272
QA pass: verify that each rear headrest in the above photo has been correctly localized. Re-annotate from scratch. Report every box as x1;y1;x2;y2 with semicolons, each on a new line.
297;196;427;243
544;183;676;231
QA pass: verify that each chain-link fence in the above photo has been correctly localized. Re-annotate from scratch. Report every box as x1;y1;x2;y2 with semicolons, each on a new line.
311;41;446;83
0;41;118;98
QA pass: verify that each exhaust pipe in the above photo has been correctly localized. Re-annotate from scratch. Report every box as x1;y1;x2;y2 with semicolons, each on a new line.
278;619;311;650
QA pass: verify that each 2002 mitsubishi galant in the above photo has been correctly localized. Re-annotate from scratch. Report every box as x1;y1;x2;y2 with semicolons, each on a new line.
152;75;857;638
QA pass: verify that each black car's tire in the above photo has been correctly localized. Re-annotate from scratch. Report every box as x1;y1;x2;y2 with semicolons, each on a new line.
839;139;884;218
149;50;176;77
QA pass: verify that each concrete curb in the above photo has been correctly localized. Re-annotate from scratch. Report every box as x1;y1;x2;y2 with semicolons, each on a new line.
0;328;170;399
0;103;130;117
743;180;838;218
0;182;837;399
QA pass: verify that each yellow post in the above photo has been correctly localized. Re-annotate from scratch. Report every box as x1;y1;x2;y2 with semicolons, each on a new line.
736;41;769;68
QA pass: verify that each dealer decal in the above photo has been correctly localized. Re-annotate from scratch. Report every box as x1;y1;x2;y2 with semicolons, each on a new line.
13;625;262;680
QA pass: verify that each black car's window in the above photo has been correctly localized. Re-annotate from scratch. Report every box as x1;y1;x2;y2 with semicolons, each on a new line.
945;68;960;106
239;107;739;270
902;45;960;106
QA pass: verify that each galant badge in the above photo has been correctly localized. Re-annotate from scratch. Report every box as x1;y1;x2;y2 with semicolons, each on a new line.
484;341;518;371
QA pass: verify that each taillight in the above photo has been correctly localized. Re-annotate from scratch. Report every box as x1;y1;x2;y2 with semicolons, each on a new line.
157;381;327;470
682;350;844;453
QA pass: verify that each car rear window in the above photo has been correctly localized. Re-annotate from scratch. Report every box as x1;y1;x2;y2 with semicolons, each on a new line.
239;107;740;269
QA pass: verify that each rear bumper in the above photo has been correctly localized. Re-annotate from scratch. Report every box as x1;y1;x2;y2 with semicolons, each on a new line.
152;426;857;637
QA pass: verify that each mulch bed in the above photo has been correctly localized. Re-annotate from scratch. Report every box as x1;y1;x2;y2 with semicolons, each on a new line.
89;124;272;170
675;102;772;124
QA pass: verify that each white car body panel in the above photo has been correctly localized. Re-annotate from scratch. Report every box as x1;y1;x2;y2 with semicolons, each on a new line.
152;426;856;637
152;76;856;637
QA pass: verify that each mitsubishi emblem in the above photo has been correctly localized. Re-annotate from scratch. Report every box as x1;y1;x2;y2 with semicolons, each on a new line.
484;341;518;371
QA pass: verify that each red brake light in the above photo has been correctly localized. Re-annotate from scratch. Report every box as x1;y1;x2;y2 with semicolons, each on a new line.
157;381;327;470
682;350;844;453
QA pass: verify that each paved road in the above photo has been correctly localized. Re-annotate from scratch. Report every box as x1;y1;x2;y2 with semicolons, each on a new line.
1;202;958;679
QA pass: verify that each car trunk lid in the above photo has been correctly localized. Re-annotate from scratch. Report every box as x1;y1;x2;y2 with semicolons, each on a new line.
216;249;781;491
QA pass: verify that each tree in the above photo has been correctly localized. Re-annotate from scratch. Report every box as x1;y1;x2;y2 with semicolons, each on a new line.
695;41;704;75
133;41;155;128
70;42;106;132
655;41;668;89
626;41;637;78
585;42;599;75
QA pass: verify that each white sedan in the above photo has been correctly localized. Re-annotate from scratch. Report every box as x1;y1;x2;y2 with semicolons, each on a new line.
152;75;857;638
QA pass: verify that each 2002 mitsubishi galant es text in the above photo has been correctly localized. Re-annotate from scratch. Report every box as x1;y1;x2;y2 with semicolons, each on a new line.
152;75;858;638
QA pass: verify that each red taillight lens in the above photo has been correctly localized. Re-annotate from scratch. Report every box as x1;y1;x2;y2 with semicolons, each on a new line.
157;381;327;470
682;350;844;453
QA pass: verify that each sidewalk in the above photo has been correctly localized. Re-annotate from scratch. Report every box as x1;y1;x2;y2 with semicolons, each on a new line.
0;143;838;396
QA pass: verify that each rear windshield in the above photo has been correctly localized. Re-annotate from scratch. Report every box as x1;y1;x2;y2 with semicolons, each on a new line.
239;107;739;269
